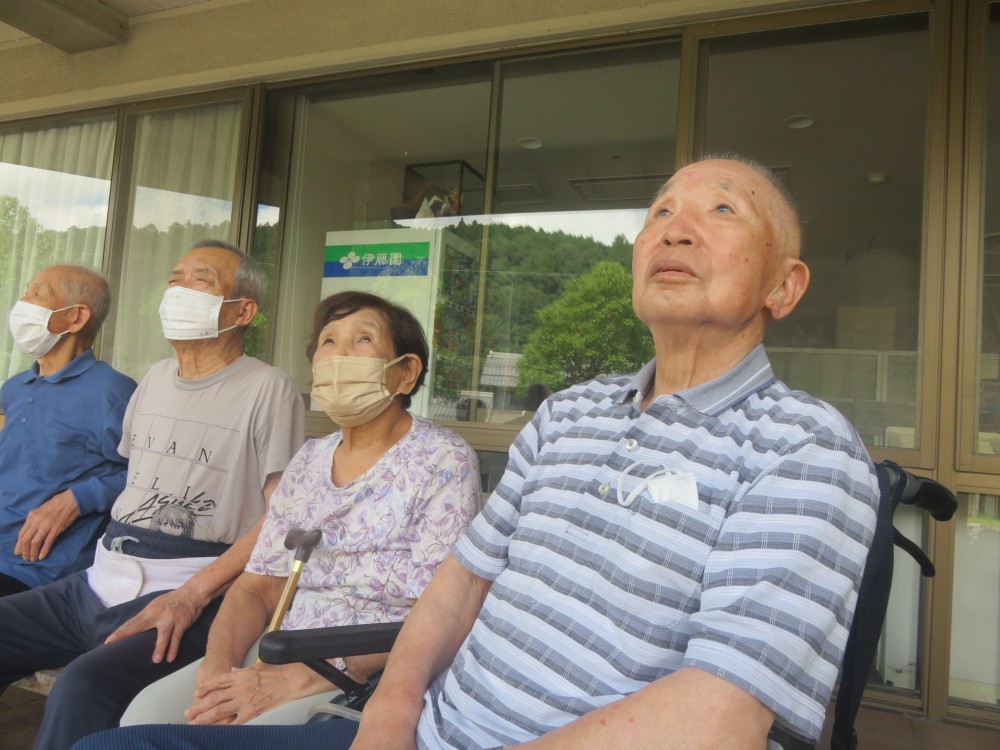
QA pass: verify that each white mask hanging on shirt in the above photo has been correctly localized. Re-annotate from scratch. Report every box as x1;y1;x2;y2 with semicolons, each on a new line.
616;459;700;510
8;300;75;357
158;286;245;341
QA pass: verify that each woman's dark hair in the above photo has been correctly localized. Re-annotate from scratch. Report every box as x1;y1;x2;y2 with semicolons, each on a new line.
307;291;429;408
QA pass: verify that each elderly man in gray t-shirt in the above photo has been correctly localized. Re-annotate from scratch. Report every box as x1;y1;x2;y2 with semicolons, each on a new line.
0;240;305;750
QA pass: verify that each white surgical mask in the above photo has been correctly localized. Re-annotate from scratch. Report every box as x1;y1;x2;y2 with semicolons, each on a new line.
8;300;75;357
158;286;244;341
311;354;410;427
616;460;700;510
617;460;673;508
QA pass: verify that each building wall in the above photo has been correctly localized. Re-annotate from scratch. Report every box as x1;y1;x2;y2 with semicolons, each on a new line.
0;0;842;120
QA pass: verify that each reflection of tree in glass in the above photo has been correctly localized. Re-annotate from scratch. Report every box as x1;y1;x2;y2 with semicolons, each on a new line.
477;223;633;357
248;219;281;360
431;221;645;403
517;261;654;395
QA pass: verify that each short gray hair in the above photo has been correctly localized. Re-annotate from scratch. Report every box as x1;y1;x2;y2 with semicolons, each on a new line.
188;239;267;304
54;265;110;344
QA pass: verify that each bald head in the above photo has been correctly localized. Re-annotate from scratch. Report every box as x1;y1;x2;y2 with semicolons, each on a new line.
48;265;110;344
633;154;811;343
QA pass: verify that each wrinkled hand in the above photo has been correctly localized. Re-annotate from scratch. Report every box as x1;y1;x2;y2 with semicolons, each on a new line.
186;662;293;726
104;587;206;664
194;654;233;694
14;490;80;562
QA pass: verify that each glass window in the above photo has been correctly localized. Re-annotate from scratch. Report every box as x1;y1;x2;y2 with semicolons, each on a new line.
957;0;1000;719
701;15;930;451
877;504;927;693
476;449;510;495
949;493;1000;710
474;42;678;424
108;100;244;380
700;12;931;698
265;64;494;412
0;113;116;382
977;5;1000;456
266;45;679;425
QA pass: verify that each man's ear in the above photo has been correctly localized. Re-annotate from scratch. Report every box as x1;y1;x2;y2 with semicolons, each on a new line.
764;258;810;321
65;305;92;335
234;299;258;327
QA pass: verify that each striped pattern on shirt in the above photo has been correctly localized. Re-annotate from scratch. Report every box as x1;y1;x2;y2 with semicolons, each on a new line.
416;345;879;749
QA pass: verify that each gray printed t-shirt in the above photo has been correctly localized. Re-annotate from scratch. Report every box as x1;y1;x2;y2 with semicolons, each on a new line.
113;355;305;544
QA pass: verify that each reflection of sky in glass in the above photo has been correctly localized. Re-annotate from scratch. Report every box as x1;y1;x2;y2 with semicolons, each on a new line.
132;186;232;230
397;209;647;246
258;205;280;225
0;163;110;230
2;161;645;245
0;163;240;231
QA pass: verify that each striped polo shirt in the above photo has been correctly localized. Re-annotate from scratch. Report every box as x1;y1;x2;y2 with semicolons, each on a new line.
416;344;879;749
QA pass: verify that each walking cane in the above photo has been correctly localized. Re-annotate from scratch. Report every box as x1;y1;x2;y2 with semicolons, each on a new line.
265;527;323;633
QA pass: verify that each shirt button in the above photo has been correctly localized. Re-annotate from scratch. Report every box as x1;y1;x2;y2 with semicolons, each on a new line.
624;438;638;451
27;397;34;403
598;482;611;496
20;418;27;424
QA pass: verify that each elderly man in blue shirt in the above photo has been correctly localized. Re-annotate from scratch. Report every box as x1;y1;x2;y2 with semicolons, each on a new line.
0;265;136;596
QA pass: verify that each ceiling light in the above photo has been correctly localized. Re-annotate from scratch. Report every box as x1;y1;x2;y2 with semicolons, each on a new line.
783;115;815;130
866;172;887;185
517;137;544;150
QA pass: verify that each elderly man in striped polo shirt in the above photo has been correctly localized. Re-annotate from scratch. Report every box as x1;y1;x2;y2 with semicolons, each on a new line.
358;155;879;750
74;156;880;750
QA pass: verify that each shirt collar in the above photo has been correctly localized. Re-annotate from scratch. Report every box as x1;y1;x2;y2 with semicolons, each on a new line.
26;349;98;384
618;343;776;417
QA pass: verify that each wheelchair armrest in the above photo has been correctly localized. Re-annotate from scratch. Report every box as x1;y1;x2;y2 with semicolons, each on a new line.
258;621;404;666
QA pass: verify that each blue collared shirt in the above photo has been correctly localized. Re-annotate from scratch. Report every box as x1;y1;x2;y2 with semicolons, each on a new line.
0;349;136;587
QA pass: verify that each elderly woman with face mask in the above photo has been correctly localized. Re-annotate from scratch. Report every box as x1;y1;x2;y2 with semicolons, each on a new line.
117;290;481;728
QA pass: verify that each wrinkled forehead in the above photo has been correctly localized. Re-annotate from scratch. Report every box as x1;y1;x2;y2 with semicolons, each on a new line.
27;277;55;295
174;248;237;282
319;307;388;337
660;160;771;203
26;269;63;300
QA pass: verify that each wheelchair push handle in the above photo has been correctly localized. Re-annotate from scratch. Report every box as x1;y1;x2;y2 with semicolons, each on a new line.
897;474;958;522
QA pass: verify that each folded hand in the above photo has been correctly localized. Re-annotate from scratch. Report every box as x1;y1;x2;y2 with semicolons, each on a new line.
186;662;294;725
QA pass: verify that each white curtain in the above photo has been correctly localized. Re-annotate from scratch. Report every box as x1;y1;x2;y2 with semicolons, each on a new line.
110;101;242;380
0;116;116;383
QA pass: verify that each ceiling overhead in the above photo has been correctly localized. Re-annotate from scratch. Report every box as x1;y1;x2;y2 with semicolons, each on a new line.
0;0;212;53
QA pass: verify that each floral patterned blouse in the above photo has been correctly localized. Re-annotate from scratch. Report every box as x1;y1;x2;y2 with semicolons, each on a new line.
246;416;481;631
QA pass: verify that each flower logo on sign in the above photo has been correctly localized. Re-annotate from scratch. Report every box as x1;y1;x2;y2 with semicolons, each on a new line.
339;251;361;270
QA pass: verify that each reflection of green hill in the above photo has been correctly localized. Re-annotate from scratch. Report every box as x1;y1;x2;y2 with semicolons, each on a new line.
449;219;634;357
2;202;644;391
436;219;648;397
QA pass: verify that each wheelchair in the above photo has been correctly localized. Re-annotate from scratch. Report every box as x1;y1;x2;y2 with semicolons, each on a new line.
259;460;957;750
